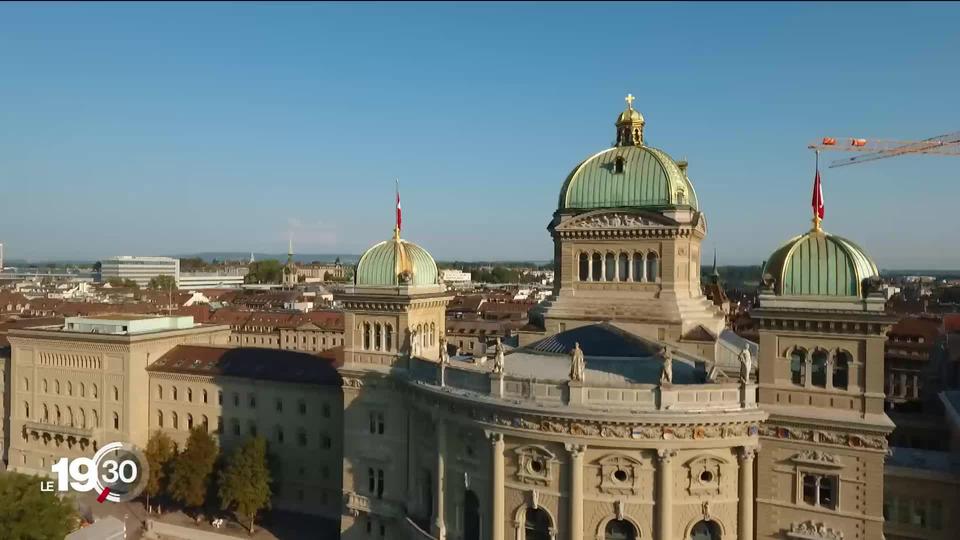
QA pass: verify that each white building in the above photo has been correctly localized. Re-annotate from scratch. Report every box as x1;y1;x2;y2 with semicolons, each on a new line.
100;256;180;288
440;269;472;284
177;272;244;290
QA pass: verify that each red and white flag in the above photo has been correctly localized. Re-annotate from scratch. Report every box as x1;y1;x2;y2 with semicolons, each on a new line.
812;154;824;220
395;179;402;232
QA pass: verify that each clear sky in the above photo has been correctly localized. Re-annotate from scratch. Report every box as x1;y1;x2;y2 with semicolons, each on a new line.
1;2;958;268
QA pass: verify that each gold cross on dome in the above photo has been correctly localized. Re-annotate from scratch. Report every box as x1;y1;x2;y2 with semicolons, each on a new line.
625;94;635;109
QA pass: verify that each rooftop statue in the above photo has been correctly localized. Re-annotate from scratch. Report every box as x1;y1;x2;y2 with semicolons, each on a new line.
739;346;752;384
439;337;449;365
659;346;673;385
492;337;505;374
569;341;586;383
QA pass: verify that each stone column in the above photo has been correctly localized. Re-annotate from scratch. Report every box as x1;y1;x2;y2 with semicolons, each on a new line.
804;357;813;388
587;254;593;281
738;447;756;540
913;375;920;399
601;256;606;282
656;449;676;540
628;254;634;282
825;354;834;389
488;431;505;540
565;444;586;540
899;373;907;397
434;418;446;540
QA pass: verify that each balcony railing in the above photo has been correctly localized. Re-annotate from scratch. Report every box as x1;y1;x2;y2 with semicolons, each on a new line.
343;491;403;519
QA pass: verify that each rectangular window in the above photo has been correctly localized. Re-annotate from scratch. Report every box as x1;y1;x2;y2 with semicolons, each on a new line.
217;416;223;433
377;469;384;498
369;412;385;435
233;393;239;407
299;400;307;415
218;391;223;405
276;398;283;412
322;403;330;418
368;468;375;494
249;394;256;408
801;473;838;510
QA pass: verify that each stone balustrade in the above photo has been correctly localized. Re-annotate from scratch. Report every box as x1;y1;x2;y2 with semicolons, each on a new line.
342;490;404;519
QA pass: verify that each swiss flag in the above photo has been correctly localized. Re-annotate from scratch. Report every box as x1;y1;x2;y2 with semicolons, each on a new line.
396;180;402;232
812;168;824;220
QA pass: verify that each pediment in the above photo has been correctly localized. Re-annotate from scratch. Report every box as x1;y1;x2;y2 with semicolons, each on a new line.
596;453;644;467
789;450;843;468
555;210;675;232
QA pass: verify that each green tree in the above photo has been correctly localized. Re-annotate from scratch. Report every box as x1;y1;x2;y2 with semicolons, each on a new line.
0;472;79;539
219;436;272;533
144;430;177;514
147;274;177;291
245;260;284;284
168;427;219;520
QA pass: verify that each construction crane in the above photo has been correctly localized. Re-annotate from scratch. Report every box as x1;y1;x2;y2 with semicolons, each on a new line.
807;131;960;168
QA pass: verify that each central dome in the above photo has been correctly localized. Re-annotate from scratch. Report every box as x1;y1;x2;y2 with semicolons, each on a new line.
558;145;699;211
355;233;439;287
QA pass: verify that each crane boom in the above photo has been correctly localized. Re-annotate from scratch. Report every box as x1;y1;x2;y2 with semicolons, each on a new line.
807;131;960;168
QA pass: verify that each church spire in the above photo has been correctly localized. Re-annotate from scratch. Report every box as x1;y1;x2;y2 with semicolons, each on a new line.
615;93;645;147
711;249;721;284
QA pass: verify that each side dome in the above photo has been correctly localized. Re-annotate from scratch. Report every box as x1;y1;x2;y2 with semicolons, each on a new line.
355;234;439;287
762;230;879;297
558;145;699;211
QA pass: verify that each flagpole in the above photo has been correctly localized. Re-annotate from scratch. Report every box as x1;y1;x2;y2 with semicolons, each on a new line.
813;150;822;233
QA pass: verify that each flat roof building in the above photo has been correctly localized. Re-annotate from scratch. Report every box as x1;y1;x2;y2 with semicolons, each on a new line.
100;256;180;288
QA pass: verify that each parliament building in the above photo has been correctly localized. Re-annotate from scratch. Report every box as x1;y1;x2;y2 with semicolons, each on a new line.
2;98;895;540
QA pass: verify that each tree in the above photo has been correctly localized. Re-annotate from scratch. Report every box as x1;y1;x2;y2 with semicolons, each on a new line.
147;274;177;291
219;436;272;533
144;431;177;513
245;260;284;284
168;427;219;520
0;472;78;539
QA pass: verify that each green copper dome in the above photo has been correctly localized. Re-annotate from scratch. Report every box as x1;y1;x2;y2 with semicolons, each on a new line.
763;230;879;297
355;232;439;287
558;145;699;211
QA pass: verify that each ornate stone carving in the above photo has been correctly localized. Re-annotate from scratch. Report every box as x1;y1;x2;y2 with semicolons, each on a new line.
659;346;673;385
492;338;505;374
786;521;844;540
515;445;556;486
570;422;600;437
738;346;752;384
342;377;364;388
597;454;642;495
569;342;585;383
631;426;661;439
568;213;659;229
790;450;843;468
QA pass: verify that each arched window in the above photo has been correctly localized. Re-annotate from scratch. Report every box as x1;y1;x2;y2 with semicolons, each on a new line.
113;386;119;401
55;405;61;424
618;253;629;282
790;348;806;385
158;410;164;428
67;381;73;396
202;415;209;431
422;325;429;348
24;378;29;391
834;351;851;390
43;404;49;422
646;252;659;281
430;323;436;346
187;414;194;430
605;519;637;540
604;253;616;281
187;388;193;402
578;253;589;281
113;412;119;430
202;389;208;404
690;520;721;540
67;407;74;427
92;385;98;399
363;322;371;350
42;379;48;393
464;490;480;540
614;156;626;174
55;380;61;394
24;402;30;419
592;253;602;282
524;507;551;540
812;349;828;387
172;387;178;401
80;383;85;398
633;252;645;281
92;410;99;428
172;412;179;430
79;409;86;428
385;324;393;351
276;426;284;443
374;323;382;351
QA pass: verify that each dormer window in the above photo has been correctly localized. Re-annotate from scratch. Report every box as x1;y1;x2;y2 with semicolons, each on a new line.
614;156;625;174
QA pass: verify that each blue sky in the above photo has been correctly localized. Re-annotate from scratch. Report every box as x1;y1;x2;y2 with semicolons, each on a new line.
1;2;958;268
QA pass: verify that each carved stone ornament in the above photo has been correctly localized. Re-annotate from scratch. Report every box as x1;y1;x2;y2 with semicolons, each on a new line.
342;378;364;388
786;520;844;540
567;212;658;230
615;500;625;520
790;450;843;468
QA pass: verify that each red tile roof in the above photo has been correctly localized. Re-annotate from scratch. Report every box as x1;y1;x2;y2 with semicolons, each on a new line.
147;345;342;384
